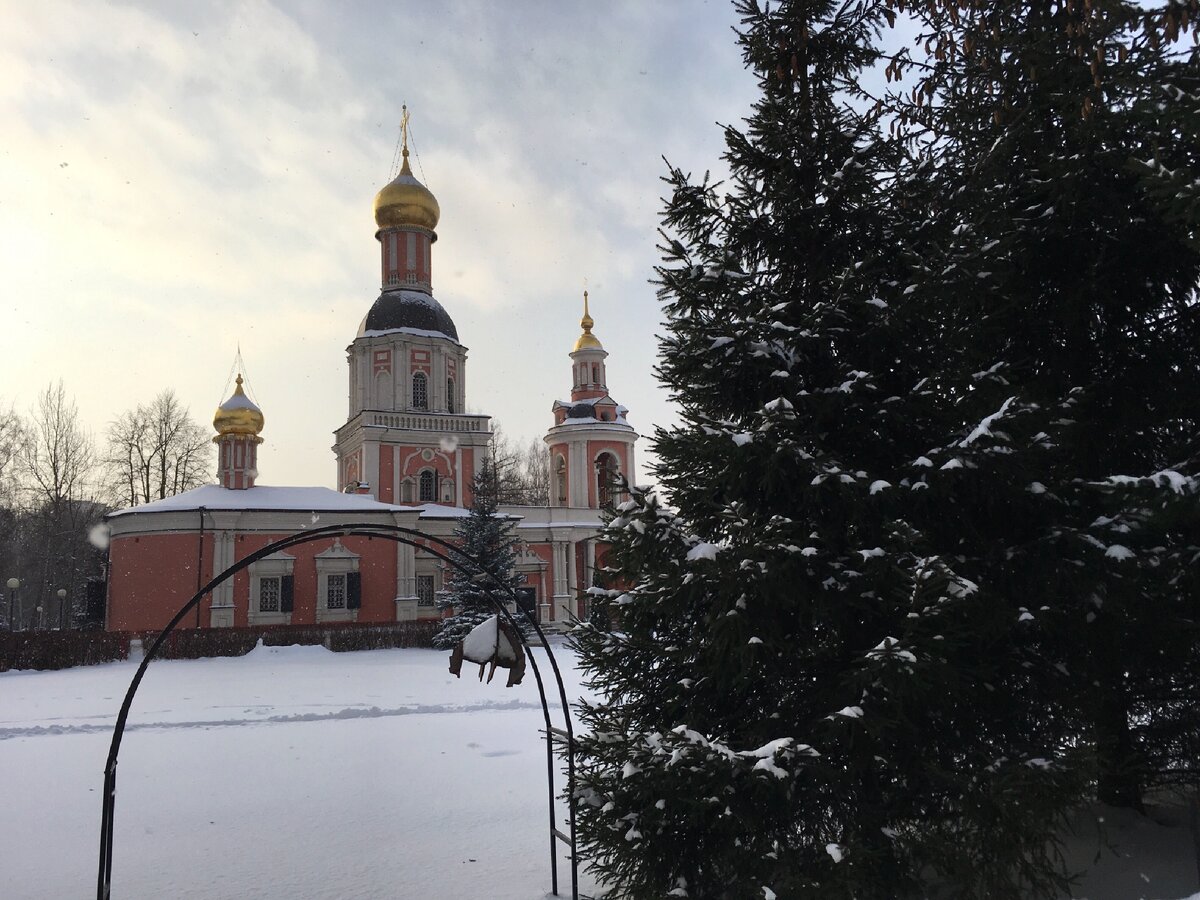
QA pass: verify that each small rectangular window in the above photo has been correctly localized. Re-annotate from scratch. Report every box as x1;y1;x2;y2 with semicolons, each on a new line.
259;576;281;613
416;575;435;606
412;372;428;410
326;574;347;610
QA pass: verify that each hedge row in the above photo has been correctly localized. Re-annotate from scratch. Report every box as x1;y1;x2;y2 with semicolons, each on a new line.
0;620;442;672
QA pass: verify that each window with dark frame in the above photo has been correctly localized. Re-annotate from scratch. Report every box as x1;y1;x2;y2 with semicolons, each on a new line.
416;575;435;606
412;371;428;409
596;453;618;509
419;470;436;502
259;576;281;613
326;573;347;610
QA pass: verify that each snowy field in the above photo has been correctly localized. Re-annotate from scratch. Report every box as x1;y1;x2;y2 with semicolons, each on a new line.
1;642;1197;900
1;642;596;899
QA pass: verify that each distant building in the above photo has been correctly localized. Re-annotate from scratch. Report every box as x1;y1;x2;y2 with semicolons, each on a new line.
103;130;636;633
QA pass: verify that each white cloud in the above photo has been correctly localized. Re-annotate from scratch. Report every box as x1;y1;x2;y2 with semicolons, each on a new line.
0;0;754;488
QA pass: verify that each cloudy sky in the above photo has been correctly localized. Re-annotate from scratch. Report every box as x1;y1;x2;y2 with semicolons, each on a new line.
1;1;761;490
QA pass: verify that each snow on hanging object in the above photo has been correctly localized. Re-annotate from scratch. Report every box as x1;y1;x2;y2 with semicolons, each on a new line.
1105;544;1135;561
447;615;526;687
826;843;845;863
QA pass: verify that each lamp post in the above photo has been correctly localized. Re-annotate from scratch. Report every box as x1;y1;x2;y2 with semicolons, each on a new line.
5;577;18;632
57;588;68;630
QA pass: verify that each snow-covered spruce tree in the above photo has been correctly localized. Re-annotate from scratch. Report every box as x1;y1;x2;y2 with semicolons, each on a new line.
889;0;1200;810
570;2;1084;898
432;459;526;650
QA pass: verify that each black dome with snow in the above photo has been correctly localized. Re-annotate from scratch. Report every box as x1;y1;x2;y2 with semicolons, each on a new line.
358;289;459;341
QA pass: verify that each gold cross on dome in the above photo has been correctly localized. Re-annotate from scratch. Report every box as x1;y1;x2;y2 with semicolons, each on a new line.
400;105;410;158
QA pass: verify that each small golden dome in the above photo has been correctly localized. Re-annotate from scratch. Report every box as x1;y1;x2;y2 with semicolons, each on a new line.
213;375;264;436
374;152;440;232
573;290;604;352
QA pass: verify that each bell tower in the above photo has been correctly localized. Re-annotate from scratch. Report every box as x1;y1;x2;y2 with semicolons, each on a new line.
333;109;492;506
545;292;637;508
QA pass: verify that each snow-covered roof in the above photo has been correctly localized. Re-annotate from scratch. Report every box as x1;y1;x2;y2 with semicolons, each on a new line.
413;503;521;521
357;289;461;344
106;484;410;518
107;487;529;522
552;396;615;409
557;417;635;428
411;502;471;519
357;325;462;344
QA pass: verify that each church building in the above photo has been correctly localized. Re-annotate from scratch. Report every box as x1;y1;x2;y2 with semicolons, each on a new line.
103;126;637;633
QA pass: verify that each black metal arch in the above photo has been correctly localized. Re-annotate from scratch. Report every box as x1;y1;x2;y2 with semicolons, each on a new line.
97;522;578;900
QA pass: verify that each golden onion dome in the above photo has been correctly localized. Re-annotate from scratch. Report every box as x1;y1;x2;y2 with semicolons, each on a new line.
573;290;604;352
213;374;264;436
374;153;440;232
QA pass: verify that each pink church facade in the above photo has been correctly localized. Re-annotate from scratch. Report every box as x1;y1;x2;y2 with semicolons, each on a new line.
104;137;637;634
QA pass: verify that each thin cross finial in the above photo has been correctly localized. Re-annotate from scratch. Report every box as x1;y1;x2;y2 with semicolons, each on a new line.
400;104;411;174
581;289;594;332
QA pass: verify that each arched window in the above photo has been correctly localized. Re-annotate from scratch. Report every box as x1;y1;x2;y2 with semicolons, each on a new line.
555;456;567;505
446;378;455;413
591;363;599;384
419;469;437;502
412;372;428;410
596;453;618;509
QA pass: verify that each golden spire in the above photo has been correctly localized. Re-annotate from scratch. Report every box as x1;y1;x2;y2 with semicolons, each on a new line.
213;373;265;436
374;104;440;231
399;104;412;176
573;289;604;352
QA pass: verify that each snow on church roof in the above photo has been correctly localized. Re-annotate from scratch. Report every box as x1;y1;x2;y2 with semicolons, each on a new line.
106;486;524;522
106;484;410;518
357;289;460;343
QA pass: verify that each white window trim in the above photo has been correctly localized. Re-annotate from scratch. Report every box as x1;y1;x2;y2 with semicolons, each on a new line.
248;552;295;626
315;542;360;624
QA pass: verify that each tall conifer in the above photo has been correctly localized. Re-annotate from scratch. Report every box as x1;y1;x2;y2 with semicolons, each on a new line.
432;460;525;649
891;0;1200;809
571;2;1083;897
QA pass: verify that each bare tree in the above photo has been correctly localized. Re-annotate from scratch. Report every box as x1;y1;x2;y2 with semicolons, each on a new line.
0;403;24;504
105;389;210;507
18;382;104;629
514;436;549;505
23;382;95;517
490;423;549;506
0;404;26;629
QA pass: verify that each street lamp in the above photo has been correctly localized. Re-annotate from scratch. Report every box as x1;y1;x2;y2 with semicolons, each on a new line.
5;578;17;632
57;588;68;631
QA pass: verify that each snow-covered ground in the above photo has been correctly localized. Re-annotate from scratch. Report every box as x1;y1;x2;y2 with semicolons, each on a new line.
1;643;1196;899
1;642;596;899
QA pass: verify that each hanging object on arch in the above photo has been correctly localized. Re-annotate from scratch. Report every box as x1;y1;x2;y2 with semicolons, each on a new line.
448;614;526;687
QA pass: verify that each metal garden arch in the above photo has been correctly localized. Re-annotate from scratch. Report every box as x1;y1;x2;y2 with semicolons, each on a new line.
96;522;579;900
